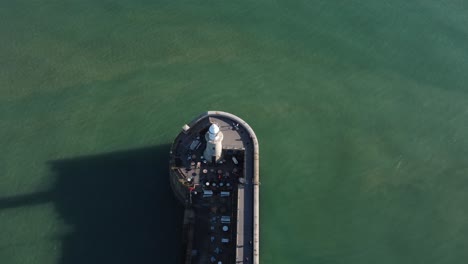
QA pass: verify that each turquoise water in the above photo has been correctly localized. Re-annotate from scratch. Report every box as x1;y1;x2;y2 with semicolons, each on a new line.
1;1;468;263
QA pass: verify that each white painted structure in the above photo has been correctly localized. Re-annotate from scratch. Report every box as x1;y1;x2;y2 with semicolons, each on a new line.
203;123;224;163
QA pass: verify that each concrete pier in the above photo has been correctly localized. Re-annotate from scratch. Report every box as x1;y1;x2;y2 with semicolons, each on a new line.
171;111;260;264
199;111;260;264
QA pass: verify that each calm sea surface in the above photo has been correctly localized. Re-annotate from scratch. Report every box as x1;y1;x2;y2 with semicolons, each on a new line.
1;1;468;263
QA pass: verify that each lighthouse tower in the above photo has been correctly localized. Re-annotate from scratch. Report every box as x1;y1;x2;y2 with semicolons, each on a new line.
203;123;224;163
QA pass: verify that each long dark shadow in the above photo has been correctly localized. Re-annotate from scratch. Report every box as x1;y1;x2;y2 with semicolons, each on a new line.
48;144;183;264
0;191;52;210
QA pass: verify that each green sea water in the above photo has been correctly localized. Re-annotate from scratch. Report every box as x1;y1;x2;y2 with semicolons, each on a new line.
1;1;468;263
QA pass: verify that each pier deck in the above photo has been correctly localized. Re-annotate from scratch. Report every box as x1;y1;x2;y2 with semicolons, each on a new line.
170;111;259;264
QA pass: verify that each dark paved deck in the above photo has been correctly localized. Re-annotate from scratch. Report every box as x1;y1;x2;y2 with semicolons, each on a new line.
170;112;258;264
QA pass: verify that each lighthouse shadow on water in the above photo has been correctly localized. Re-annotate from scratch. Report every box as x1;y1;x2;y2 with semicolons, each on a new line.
48;144;183;264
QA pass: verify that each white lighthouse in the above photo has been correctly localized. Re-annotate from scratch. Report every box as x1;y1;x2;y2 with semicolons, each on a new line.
203;123;224;163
